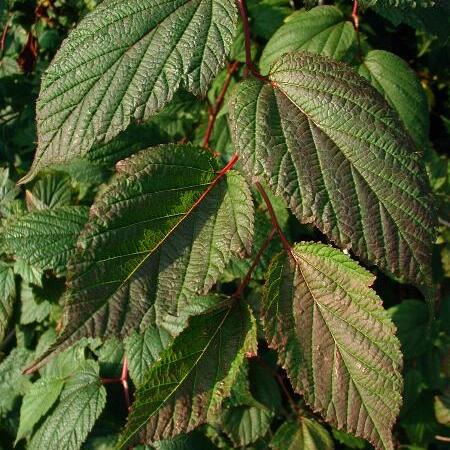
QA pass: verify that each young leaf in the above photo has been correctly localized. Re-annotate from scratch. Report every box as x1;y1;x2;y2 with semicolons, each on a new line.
229;51;436;287
3;206;89;276
126;296;223;386
23;0;238;181
271;418;334;450
26;172;72;211
222;406;272;446
0;262;15;342
16;377;65;442
358;50;429;149
25;144;253;373
125;326;172;387
29;361;106;450
260;6;356;74
117;299;257;448
262;242;402;450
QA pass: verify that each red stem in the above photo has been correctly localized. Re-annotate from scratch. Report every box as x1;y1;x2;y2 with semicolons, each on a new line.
351;0;362;61
352;0;359;30
255;182;292;255
101;356;130;410
203;61;239;149
254;355;300;414
233;227;276;299
236;0;268;82
0;25;9;54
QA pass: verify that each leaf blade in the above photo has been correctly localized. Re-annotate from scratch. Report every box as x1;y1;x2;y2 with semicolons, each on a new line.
24;0;238;181
262;242;403;450
118;299;257;448
229;51;436;286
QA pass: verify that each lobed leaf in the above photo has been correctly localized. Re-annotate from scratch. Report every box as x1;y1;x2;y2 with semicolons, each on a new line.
117;299;257;448
2;206;89;276
23;0;238;181
262;242;403;450
228;51;436;287
260;6;356;74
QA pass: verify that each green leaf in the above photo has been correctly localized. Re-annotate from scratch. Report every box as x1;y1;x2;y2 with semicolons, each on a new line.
154;430;219;450
3;206;89;276
228;51;436;287
262;242;403;450
332;428;367;449
20;283;53;325
271;418;334;450
16;377;65;442
388;299;430;359
26;144;253;373
0;262;15;342
13;260;43;287
29;361;106;450
260;6;356;74
247;0;292;40
117;300;257;448
125;326;172;387
358;50;429;149
26;172;72;211
24;0;238;181
0;347;33;416
361;0;435;8
0;167;20;215
434;394;450;427
222;405;273;446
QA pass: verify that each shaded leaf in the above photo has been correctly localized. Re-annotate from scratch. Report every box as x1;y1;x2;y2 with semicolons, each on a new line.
117;300;257;448
260;6;356;74
3;206;89;276
222;406;273;446
20;283;53;325
16;377;65;442
271;418;334;450
27;172;72;211
0;348;33;416
24;0;238;180
388;299;430;358
262;242;403;450
229;51;436;287
26;144;253;373
0;262;15;342
29;361;106;450
153;430;219;450
358;50;429;149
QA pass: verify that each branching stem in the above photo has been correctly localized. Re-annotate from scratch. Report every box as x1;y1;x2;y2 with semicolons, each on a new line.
233;227;276;299
255;181;292;255
101;357;131;410
254;355;300;415
203;61;239;149
236;0;268;82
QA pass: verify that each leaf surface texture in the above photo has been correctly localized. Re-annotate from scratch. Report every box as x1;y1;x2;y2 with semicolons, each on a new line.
118;300;257;447
262;242;403;450
26;0;238;180
229;52;435;286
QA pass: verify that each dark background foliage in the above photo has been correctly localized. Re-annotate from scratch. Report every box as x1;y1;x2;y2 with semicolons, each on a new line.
0;1;448;449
